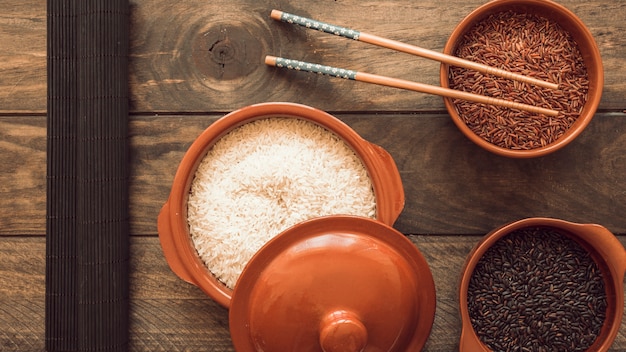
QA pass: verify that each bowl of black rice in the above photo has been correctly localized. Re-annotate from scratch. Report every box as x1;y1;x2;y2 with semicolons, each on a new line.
440;0;603;158
458;217;626;352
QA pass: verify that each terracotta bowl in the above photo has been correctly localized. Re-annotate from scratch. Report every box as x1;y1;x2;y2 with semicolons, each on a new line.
157;102;405;308
440;0;603;158
459;218;626;351
229;215;436;351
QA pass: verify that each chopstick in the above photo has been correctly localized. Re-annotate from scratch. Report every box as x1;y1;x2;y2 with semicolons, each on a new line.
271;10;559;90
265;56;559;117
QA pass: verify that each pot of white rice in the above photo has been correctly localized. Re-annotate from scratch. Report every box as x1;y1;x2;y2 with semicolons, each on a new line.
158;102;405;308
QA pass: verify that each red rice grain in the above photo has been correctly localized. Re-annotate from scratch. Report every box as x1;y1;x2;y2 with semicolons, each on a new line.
449;11;589;150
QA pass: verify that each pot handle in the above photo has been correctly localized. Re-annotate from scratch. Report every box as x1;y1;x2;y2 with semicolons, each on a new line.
581;223;626;276
366;142;405;225
157;201;195;284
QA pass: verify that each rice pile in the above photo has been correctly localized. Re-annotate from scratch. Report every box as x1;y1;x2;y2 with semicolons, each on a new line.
449;11;589;150
187;117;377;289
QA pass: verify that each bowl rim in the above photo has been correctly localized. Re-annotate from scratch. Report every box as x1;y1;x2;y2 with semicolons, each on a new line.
158;102;405;307
440;0;604;158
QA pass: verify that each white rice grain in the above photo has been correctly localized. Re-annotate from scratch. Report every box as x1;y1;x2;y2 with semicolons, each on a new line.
187;117;376;289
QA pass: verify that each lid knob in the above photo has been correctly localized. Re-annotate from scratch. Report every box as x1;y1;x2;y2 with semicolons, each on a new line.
319;310;367;352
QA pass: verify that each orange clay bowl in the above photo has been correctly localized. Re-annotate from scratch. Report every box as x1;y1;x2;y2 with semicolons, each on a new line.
440;0;603;158
157;102;405;308
458;218;626;351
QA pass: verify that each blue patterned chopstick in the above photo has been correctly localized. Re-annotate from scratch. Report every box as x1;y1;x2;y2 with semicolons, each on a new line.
265;56;357;80
271;10;361;41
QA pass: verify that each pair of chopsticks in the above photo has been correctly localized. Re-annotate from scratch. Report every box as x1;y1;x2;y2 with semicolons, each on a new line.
265;10;559;117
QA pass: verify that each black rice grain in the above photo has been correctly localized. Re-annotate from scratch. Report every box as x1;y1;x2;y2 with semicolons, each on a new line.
468;227;607;351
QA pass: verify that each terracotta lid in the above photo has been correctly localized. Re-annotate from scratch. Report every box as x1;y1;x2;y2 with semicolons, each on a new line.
229;216;436;351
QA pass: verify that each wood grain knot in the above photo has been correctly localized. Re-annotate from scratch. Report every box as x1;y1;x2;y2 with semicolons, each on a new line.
193;25;261;81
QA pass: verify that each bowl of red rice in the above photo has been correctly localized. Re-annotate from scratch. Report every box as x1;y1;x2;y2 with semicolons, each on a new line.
157;102;405;307
440;0;603;158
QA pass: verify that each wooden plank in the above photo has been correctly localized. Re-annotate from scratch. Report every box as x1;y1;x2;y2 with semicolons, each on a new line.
127;111;626;236
2;236;625;351
129;238;234;350
127;114;207;237
0;0;46;114
0;116;46;235
1;112;625;236
0;237;45;350
130;299;233;351
128;0;626;113
1;0;625;114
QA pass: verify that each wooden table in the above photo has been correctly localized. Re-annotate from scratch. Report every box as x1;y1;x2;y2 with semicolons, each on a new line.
1;0;625;350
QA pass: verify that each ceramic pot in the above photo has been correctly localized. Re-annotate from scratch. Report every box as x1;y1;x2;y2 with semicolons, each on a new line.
157;102;405;308
459;218;626;351
229;215;436;351
440;0;603;158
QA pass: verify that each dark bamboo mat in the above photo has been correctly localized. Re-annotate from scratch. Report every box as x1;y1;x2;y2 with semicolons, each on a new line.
46;1;130;350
